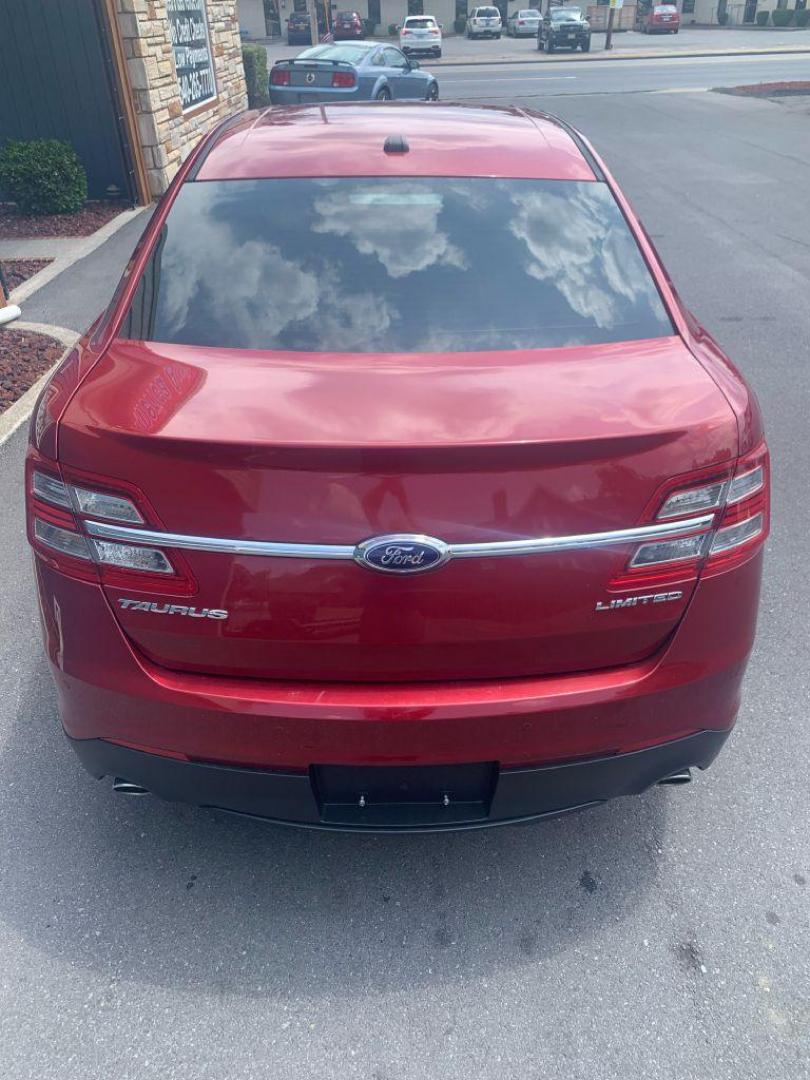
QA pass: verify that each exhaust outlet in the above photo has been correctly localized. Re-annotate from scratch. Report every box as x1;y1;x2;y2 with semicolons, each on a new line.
658;768;692;786
113;777;149;796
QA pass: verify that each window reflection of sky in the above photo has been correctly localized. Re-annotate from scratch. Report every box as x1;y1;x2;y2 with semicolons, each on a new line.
131;178;672;353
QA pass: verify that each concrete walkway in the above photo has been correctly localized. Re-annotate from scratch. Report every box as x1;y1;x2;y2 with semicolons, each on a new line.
2;207;147;305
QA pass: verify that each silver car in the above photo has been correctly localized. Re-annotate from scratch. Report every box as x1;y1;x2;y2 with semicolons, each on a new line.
269;42;439;104
507;8;541;36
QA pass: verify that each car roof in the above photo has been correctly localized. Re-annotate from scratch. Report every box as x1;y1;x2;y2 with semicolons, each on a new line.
195;104;598;183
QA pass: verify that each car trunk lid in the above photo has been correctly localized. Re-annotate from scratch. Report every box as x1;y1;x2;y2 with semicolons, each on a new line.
58;337;737;683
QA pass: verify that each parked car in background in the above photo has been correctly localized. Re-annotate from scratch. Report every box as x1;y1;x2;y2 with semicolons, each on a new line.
333;9;366;38
538;6;591;51
466;6;502;37
27;102;768;830
270;42;439;102
507;8;541;36
286;11;312;45
399;15;443;58
635;2;680;32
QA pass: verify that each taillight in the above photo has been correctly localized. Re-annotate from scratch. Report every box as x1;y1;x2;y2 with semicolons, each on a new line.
26;455;195;594
612;442;769;588
271;68;291;86
704;445;769;573
331;70;356;88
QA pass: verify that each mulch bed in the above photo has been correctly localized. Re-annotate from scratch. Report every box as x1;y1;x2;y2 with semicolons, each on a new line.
0;200;129;239
716;81;810;97
0;328;64;412
0;258;53;292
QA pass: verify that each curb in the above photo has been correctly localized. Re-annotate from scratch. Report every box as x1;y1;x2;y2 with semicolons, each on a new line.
432;44;810;67
0;324;80;448
8;206;148;306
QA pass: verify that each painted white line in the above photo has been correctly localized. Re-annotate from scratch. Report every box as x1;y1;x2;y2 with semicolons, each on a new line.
445;75;577;84
440;51;810;77
649;85;711;94
0;326;80;448
8;206;148;306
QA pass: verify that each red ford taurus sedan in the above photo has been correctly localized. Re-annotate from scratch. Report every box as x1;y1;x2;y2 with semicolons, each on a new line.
26;104;767;830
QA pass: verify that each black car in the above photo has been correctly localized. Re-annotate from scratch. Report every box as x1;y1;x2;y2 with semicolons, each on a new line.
537;6;591;51
287;11;313;45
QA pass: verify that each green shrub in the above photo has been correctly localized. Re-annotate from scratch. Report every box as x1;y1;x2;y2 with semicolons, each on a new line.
387;21;399;34
455;14;467;32
362;17;376;35
755;9;769;24
796;7;809;25
0;139;87;215
771;8;793;24
242;43;270;109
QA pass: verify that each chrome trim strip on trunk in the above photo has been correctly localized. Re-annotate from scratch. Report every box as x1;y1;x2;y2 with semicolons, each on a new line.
84;514;715;561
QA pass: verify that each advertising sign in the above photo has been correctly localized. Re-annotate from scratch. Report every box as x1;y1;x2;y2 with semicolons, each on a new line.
166;0;217;112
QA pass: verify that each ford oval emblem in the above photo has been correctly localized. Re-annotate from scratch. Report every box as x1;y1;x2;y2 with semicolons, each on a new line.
354;534;450;575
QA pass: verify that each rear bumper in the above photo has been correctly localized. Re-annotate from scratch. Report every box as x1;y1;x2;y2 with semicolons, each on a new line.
269;87;364;105
69;729;728;831
36;550;762;777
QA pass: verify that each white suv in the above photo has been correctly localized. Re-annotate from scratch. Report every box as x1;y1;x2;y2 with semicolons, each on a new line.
466;5;502;38
399;14;443;58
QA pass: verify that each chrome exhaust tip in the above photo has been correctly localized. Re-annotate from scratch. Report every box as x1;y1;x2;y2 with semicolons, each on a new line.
112;777;149;796
658;768;692;786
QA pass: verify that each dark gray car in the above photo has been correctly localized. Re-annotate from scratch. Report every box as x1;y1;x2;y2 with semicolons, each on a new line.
537;7;591;51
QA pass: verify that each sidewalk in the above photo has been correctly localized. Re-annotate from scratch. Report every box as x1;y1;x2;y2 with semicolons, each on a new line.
14;209;150;334
0;208;151;443
261;25;810;66
2;207;146;306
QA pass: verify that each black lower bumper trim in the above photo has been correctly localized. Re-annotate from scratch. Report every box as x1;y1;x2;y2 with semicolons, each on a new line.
67;729;729;832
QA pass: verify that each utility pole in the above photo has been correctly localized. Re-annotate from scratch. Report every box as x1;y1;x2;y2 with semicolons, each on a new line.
307;0;319;43
605;0;624;49
605;3;615;49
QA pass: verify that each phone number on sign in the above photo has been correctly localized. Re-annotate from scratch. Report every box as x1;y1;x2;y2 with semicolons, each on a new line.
179;67;216;108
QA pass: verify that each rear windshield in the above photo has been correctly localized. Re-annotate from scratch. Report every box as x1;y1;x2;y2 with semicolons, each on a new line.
122;177;673;353
552;8;581;19
475;8;501;16
298;44;369;62
519;9;539;15
405;17;437;26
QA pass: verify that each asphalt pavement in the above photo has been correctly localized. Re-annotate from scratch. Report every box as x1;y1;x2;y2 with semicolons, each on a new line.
438;48;810;94
1;58;809;1080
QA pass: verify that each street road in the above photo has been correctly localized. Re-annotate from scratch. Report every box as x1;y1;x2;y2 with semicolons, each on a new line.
1;55;809;1080
438;49;810;95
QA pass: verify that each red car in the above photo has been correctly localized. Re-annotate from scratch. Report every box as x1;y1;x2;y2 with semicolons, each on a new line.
636;3;681;32
332;9;365;38
26;104;767;831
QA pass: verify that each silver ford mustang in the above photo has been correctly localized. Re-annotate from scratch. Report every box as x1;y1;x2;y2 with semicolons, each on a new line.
269;42;439;104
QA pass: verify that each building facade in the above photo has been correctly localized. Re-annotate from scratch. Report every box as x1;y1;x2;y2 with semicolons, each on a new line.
237;0;806;32
114;0;248;196
0;0;248;205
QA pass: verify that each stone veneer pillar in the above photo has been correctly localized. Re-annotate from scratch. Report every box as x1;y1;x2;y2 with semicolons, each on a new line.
113;0;248;197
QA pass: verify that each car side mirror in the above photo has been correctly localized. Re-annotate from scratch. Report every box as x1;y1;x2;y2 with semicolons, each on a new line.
0;304;21;328
409;59;420;68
